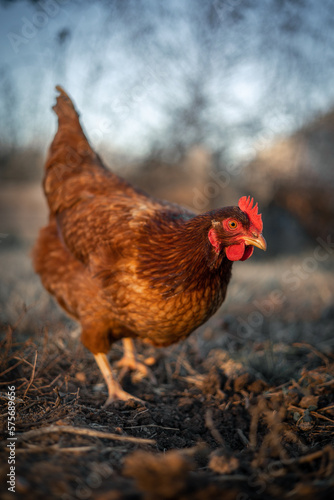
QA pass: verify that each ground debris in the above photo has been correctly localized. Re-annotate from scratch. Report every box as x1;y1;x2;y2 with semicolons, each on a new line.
1;313;334;499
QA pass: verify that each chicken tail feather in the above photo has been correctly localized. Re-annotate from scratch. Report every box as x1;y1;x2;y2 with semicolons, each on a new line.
43;86;103;214
48;85;92;162
53;85;81;124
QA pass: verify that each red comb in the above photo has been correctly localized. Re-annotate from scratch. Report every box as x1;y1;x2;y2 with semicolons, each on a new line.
238;196;263;232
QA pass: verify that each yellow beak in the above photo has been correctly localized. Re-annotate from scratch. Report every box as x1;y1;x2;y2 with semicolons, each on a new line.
242;234;267;251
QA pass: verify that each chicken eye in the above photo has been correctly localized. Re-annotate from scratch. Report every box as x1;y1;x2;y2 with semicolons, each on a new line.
228;220;238;230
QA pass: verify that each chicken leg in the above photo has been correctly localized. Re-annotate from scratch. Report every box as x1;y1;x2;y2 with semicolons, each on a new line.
94;352;141;406
116;338;157;384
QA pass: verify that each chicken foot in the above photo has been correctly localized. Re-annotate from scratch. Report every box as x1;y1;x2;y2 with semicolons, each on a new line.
94;352;142;406
116;338;157;384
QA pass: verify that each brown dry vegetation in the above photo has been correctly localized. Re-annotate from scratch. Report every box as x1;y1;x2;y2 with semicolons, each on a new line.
0;179;334;500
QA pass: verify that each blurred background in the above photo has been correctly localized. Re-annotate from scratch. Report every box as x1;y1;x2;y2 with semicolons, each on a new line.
0;0;333;351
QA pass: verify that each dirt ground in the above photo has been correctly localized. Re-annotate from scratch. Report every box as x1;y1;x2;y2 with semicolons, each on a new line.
0;183;334;500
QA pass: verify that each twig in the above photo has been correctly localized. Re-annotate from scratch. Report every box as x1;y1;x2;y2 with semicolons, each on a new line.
214;474;250;483
0;359;24;378
318;379;334;388
123;424;179;431
23;351;38;398
0;393;25;403
319;404;334;412
288;404;305;413
311;412;334;424
13;444;96;454
17;425;155;445
181;359;197;376
293;342;329;364
290;405;334;424
236;428;249;447
264;381;291;396
267;445;334;470
37;374;62;390
205;409;225;446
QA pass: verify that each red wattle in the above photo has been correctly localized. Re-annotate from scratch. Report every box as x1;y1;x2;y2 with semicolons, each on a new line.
240;245;254;261
225;242;245;261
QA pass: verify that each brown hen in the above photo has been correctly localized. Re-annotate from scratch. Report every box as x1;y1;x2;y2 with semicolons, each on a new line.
33;86;266;405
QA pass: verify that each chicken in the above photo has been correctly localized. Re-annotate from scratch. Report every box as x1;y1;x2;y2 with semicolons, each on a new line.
33;86;266;405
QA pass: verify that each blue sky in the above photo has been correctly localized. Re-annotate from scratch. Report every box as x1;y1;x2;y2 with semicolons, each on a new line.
1;0;334;161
